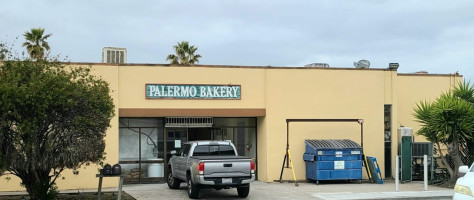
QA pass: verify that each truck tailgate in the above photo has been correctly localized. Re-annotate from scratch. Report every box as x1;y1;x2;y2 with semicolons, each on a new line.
200;159;251;177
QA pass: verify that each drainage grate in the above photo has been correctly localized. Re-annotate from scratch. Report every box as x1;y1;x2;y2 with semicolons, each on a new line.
165;117;213;128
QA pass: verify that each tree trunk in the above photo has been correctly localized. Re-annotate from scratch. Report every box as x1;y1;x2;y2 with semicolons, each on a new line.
447;135;464;186
21;170;54;200
436;141;453;177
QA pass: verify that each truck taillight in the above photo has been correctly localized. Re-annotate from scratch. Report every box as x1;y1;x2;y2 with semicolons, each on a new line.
250;161;255;174
198;162;204;175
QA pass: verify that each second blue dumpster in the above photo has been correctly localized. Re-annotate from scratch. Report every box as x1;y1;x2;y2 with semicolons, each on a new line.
303;139;362;184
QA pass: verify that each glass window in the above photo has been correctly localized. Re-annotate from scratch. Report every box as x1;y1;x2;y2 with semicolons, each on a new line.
182;144;191;157
140;128;159;160
119;118;165;184
176;144;184;156
120;118;163;128
193;145;209;156
191;145;236;156
165;129;188;162
242;128;256;158
213;118;256;127
210;145;219;155
223;128;234;141
384;105;391;142
119;128;139;161
211;128;223;140
219;145;236;155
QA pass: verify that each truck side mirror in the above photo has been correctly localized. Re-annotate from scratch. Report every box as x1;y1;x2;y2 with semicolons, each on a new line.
459;165;469;174
170;150;177;155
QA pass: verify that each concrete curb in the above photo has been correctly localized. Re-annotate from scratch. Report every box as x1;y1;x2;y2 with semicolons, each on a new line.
312;190;453;200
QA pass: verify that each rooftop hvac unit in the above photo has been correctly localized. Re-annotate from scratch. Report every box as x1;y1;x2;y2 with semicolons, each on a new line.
304;63;330;68
102;47;127;64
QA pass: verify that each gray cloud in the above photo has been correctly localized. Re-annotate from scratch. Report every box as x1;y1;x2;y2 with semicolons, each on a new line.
1;0;472;80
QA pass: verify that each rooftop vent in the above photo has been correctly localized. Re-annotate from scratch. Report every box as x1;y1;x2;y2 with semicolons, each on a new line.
354;59;370;68
102;47;127;64
304;63;330;68
389;63;399;70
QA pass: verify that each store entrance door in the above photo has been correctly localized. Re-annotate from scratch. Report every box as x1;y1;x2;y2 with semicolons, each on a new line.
166;127;246;158
165;128;187;163
187;128;215;141
165;128;218;162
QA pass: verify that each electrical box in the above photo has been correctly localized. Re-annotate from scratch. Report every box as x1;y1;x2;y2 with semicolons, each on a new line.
398;127;413;182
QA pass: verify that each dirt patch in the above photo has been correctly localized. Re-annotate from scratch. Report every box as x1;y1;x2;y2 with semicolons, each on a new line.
432;182;455;189
0;191;136;200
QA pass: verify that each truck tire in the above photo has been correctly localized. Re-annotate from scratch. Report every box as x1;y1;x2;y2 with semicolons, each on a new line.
167;169;181;189
187;175;199;199
237;184;250;198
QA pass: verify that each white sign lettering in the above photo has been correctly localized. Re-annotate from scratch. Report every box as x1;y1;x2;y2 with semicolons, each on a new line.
146;84;241;99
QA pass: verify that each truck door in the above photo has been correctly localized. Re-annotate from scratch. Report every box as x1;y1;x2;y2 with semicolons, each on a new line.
176;144;191;179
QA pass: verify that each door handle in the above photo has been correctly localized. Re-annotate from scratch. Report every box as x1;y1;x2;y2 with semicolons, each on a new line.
224;164;232;167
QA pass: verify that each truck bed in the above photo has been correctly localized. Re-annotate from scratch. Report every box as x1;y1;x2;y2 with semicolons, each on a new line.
190;155;251;160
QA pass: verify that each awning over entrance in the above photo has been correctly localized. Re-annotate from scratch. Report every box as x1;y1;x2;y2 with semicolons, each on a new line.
119;108;266;117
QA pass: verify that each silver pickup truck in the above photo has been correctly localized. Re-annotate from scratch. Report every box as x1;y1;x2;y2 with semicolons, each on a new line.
167;141;255;199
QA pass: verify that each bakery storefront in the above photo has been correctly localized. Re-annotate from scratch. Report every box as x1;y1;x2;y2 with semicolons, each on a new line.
118;84;260;183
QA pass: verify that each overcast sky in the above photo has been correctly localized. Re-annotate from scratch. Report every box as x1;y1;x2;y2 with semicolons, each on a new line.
1;0;473;81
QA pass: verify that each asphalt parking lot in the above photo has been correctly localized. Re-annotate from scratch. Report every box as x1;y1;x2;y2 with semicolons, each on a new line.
123;180;453;200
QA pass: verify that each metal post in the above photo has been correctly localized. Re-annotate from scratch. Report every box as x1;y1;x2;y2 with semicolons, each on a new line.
138;128;142;183
395;155;399;192
163;127;167;179
360;121;364;149
279;153;287;183
97;176;103;200
424;155;428;191
118;176;124;200
286;121;289;168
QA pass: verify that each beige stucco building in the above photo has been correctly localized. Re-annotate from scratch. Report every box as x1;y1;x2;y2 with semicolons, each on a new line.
1;63;462;191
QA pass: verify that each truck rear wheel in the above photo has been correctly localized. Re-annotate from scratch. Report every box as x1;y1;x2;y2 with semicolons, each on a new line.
167;169;181;189
237;184;250;198
187;175;199;199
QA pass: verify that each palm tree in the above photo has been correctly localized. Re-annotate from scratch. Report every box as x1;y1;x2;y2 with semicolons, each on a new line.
166;41;201;65
413;81;474;186
0;42;7;61
22;28;52;60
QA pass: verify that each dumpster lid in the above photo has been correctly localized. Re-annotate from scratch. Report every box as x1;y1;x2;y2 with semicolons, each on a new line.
305;139;361;149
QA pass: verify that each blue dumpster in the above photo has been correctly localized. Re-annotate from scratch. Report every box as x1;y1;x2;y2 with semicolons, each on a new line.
303;139;363;184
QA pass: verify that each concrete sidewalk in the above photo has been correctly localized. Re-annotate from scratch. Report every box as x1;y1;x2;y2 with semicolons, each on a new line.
122;180;453;200
0;180;453;199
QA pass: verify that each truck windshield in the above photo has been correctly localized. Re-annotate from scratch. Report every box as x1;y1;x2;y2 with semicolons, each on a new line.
193;145;236;156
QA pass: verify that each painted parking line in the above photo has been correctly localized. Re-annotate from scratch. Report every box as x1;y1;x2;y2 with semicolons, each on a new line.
311;190;453;200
